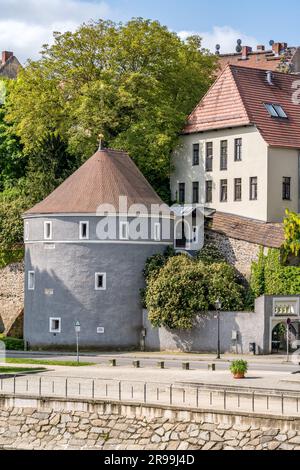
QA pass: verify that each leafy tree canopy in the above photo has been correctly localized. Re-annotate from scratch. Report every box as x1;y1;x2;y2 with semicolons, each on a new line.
7;18;217;200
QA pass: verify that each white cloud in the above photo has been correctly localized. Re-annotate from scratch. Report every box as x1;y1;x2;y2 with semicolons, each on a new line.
178;26;259;54
0;0;111;63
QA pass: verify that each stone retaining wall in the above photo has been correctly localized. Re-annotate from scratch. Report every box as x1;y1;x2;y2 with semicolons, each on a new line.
0;395;300;451
0;262;24;337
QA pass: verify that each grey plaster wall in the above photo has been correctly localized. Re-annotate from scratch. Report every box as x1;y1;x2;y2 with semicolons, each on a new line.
143;297;267;354
24;215;173;349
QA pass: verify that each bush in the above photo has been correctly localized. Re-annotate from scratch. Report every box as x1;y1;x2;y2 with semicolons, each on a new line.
146;256;246;330
230;360;248;376
0;335;24;351
250;248;300;296
197;242;226;265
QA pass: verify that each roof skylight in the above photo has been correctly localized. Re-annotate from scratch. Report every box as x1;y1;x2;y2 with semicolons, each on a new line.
264;103;288;119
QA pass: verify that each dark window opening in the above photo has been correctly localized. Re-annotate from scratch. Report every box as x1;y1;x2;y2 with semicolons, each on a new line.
250;177;258;201
193;144;200;166
206;142;213;172
220;140;228;171
206;181;213;203
179;183;185;204
234;138;242;162
234;178;242;201
283;177;291;201
220;179;228;202
193;182;199;204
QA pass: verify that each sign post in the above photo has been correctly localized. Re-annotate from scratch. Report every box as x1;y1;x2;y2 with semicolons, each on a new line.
287;318;291;363
75;321;81;365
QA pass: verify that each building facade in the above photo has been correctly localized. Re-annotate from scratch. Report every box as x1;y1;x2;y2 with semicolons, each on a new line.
23;148;174;349
171;65;300;225
0;51;21;79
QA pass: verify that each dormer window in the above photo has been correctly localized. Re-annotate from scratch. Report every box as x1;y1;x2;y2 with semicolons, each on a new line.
264;103;288;119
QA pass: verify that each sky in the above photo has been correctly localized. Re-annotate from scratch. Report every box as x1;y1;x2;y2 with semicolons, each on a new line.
1;0;300;63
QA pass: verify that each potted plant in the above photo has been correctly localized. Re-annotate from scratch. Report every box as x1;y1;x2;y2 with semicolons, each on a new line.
230;360;248;379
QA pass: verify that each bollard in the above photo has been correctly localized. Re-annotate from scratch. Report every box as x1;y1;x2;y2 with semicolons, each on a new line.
182;362;190;370
109;359;117;367
208;363;216;371
133;360;140;369
157;361;165;369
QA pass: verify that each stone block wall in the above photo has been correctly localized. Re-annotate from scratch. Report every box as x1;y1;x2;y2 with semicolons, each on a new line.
206;231;261;278
0;396;299;450
0;263;24;337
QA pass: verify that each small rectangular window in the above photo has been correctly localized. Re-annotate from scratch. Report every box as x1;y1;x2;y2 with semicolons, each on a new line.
192;182;199;204
154;223;161;241
79;221;89;240
120;221;129;240
44;221;52;240
220;179;228;202
205;142;213;172
206;181;213;204
192;144;199;166
220;141;228;171
250;177;258;201
283;177;291;201
49;318;61;334
234;178;242;201
25;222;29;241
95;273;107;291
178;183;185;204
28;271;35;291
234;138;242;162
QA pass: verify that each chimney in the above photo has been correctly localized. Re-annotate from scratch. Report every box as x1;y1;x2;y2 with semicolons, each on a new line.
272;42;288;56
257;45;265;52
242;46;252;59
2;51;13;64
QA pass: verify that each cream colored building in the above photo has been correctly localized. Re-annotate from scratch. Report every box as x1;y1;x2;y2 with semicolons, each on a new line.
171;65;300;224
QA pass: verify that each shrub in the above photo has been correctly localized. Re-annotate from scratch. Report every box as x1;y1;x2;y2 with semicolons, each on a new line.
143;246;176;282
230;360;248;376
283;210;300;260
146;256;246;330
197;242;226;265
0;335;24;351
250;248;300;296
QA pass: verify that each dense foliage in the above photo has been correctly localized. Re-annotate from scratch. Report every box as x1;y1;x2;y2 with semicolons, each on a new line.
7;18;217;201
145;255;245;330
282;210;300;262
0;18;217;260
250;248;300;298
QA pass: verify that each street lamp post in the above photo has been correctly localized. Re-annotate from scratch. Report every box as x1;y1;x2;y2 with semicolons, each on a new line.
75;321;81;365
215;299;222;360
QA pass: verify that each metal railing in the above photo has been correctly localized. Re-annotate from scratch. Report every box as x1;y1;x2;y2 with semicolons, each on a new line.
0;373;300;417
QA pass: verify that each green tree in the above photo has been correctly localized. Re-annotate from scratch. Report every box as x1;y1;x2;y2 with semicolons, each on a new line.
7;18;217;199
282;209;300;261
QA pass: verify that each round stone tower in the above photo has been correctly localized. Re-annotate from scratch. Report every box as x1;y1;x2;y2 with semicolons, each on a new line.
23;148;174;349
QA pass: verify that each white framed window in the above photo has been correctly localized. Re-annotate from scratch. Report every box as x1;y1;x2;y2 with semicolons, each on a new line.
154;222;161;241
79;221;89;240
49;318;61;334
25;222;29;241
95;273;107;291
28;271;35;291
44;221;53;240
120;221;129;240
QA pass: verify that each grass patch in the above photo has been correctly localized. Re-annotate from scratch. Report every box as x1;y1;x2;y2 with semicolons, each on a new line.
0;366;46;374
6;358;95;367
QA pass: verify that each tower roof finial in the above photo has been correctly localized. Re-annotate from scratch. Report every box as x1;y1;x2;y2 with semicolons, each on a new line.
98;133;105;151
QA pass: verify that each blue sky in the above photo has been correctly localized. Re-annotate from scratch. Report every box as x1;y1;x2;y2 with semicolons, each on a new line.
1;0;299;62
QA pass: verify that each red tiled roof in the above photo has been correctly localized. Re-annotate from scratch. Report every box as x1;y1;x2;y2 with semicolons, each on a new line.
207;212;284;249
184;65;300;149
218;48;297;73
25;149;169;215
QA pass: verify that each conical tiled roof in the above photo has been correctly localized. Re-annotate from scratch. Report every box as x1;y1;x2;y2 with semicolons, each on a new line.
25;149;169;216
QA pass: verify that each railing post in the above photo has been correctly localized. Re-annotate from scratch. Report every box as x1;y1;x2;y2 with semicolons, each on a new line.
282;394;284;415
224;390;226;410
65;378;68;398
170;385;173;405
196;388;199;408
252;392;255;412
92;380;95;399
39;377;42;396
119;381;121;401
13;375;16;395
144;383;147;404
